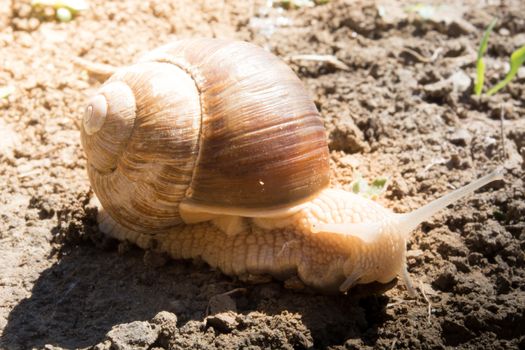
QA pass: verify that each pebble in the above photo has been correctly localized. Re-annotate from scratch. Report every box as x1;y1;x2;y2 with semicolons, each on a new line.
448;128;471;147
106;321;159;350
206;312;239;333
450;70;471;93
208;292;237;314
152;311;178;335
517;67;525;79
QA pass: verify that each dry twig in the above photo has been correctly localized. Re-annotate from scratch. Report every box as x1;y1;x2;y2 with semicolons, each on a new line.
288;54;350;70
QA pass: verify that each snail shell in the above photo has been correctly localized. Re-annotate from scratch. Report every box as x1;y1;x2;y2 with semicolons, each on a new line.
81;38;330;235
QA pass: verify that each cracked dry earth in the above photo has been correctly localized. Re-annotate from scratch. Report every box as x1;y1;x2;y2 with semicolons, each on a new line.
1;0;524;349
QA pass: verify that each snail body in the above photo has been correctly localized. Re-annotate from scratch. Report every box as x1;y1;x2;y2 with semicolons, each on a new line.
81;38;503;294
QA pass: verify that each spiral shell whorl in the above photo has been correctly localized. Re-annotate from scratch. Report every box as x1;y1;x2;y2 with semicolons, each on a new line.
83;62;201;233
81;81;136;173
142;39;331;211
82;38;330;234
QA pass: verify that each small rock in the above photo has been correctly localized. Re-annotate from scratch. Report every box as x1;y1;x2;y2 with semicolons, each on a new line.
152;311;178;335
396;68;418;89
448;153;471;169
106;321;159;350
499;27;510;36
390;176;410;199
329;118;369;153
91;340;112;350
448;128;471;147
436;233;468;258
432;264;457;291
517;67;525;79
441;319;475;346
206;311;239;333
424;70;471;97
450;70;471;93
208;292;237;314
423;78;451;96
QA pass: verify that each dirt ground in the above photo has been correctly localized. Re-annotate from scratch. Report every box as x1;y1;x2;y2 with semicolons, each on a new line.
1;0;524;349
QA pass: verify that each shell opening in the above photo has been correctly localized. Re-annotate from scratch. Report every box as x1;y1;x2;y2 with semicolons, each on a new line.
83;94;108;135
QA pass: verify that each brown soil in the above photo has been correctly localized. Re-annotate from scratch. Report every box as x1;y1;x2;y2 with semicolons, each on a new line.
1;0;524;349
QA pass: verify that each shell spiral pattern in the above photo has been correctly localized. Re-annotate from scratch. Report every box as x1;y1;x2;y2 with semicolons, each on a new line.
81;39;330;235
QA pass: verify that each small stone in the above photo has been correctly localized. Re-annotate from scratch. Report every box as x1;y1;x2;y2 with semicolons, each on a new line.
450;70;471;93
517;67;525;79
396;68;418;89
107;321;159;350
152;311;178;335
436;234;468;258
91;340;111;350
208;292;237;314
432;264;457;291
206;312;239;333
448;153;471;169
441;319;475;345
448;128;471;147
329;118;369;153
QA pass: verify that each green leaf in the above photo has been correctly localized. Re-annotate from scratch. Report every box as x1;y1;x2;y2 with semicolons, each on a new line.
351;175;389;199
486;44;525;96
474;18;497;96
474;58;485;95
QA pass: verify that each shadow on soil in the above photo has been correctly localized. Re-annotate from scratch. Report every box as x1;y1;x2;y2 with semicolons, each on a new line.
2;229;391;349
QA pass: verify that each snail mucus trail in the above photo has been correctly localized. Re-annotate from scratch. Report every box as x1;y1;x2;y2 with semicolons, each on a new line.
79;38;504;295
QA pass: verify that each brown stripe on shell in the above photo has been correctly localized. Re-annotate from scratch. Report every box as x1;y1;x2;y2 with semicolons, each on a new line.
80;81;136;174
85;62;201;233
141;39;330;210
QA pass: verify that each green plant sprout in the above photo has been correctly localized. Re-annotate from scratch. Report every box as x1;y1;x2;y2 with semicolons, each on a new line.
474;18;497;96
486;45;525;96
475;19;525;96
351;174;389;200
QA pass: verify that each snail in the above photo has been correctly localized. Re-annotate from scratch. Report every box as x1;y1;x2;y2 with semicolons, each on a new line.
80;38;503;294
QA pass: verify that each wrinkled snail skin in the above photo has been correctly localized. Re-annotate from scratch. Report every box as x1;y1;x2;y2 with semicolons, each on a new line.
96;188;406;294
81;38;504;294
